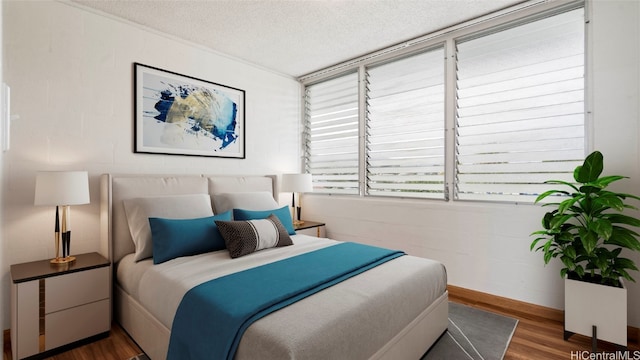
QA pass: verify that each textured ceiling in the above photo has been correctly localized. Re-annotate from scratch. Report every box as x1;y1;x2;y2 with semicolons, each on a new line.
70;0;523;78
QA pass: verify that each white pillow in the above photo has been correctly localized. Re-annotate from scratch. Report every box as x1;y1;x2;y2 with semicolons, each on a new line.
122;194;214;262
212;191;278;214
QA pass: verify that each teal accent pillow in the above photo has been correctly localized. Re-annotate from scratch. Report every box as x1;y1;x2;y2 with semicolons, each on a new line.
233;206;296;235
149;211;232;264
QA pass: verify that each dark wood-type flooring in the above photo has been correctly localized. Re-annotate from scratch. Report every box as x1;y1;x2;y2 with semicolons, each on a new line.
3;285;639;359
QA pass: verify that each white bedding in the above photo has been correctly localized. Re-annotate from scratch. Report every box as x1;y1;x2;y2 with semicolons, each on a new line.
118;234;340;328
116;234;448;359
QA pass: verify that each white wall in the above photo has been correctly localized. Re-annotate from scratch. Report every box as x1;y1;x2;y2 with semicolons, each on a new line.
304;0;640;327
590;0;640;327
0;0;4;349
1;1;301;330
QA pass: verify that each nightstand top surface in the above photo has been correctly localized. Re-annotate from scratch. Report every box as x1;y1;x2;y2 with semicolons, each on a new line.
294;220;325;231
11;252;110;283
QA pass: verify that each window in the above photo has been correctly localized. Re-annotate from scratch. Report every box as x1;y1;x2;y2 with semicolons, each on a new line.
366;48;446;199
304;72;359;195
455;8;585;202
303;3;585;203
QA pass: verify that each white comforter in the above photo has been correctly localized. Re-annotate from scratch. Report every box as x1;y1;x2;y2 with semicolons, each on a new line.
118;235;340;328
117;235;447;359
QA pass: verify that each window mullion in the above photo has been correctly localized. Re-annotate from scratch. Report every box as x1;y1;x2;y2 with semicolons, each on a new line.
445;39;456;202
358;65;367;197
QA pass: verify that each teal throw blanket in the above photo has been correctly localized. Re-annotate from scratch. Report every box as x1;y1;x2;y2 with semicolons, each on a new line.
167;242;405;360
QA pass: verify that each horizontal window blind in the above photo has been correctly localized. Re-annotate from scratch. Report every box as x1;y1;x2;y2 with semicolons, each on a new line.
366;49;446;199
304;72;360;194
455;8;585;202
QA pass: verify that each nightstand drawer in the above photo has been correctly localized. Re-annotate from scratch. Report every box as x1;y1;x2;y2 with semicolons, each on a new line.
45;299;110;350
46;267;109;313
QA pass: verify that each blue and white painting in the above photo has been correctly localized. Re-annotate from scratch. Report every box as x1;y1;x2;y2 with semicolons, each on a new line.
135;63;245;158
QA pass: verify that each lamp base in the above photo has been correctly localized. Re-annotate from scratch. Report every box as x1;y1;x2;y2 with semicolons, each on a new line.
293;220;305;226
50;256;76;265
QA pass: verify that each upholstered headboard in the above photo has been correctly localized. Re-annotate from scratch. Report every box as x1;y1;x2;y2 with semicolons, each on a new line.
100;174;277;264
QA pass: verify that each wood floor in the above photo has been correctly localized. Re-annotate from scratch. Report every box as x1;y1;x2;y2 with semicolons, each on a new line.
4;286;639;360
449;285;640;359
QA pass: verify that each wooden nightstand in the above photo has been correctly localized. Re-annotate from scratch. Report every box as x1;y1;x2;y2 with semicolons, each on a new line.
294;220;326;237
10;252;111;359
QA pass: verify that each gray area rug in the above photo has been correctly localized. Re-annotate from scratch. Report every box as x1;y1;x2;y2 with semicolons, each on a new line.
128;302;517;360
422;302;518;360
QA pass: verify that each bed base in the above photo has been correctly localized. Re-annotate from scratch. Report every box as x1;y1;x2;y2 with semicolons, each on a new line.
115;285;170;359
116;285;448;360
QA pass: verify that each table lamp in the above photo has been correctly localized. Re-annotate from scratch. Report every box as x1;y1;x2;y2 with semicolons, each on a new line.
281;173;313;225
34;171;90;264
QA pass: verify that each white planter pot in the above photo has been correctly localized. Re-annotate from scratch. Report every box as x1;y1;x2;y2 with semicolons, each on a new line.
564;277;627;347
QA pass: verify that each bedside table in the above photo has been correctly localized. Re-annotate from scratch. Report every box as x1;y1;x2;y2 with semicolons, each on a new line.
294;220;326;237
10;252;111;359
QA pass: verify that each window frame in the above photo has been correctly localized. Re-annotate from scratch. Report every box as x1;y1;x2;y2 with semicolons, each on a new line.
300;0;588;204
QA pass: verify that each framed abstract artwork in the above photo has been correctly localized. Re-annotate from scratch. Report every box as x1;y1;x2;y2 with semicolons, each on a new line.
134;63;245;158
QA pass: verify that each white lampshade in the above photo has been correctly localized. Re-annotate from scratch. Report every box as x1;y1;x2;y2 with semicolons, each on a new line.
281;173;313;193
34;171;90;206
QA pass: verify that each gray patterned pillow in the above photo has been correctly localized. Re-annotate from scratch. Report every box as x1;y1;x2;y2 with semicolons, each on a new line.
215;214;293;258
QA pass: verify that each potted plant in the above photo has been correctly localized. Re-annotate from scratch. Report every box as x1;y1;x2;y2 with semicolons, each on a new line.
530;150;640;347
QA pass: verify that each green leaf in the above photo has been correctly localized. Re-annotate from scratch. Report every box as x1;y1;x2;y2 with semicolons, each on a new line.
530;237;545;251
594;254;608;271
578;228;598;254
612;248;622;257
560;268;569;279
594;175;626;188
618;192;640;202
615;257;638;271
612;225;640;237
604;214;640;227
575;151;603;183
550;214;573;230
564;245;576;259
530;230;548;235
544;180;576;186
543;249;553;264
592;219;613;240
593;193;625;211
579;185;602;194
558;196;581;215
535;189;572;203
541;212;555;229
561;255;574;268
557;231;574;244
607;228;640;251
618;269;634;282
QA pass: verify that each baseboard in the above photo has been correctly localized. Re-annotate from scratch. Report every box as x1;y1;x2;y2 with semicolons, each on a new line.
447;284;639;344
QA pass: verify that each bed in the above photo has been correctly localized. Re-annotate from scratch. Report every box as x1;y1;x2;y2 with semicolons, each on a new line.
100;174;448;360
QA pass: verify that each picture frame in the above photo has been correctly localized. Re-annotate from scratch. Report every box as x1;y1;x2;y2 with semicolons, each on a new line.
134;63;245;158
